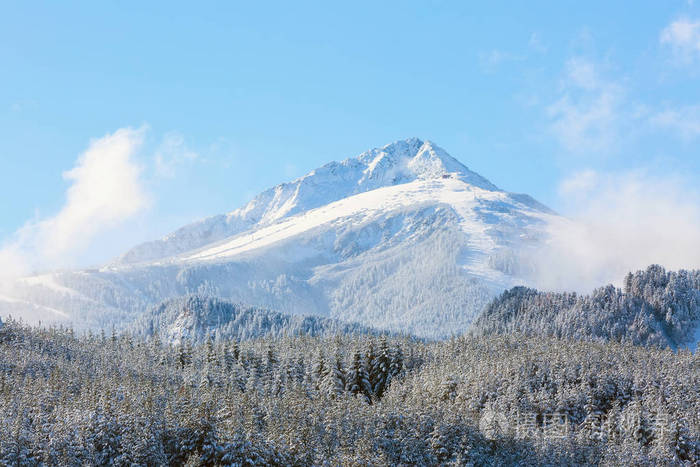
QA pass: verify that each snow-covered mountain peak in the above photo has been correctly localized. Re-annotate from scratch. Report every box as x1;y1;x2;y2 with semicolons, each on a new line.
352;138;498;190
115;138;503;265
1;137;565;338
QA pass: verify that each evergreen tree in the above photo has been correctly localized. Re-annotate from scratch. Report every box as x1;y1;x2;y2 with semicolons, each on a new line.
178;341;193;369
345;350;371;403
363;342;377;400
322;352;346;398
312;349;327;392
390;344;404;378
371;337;392;399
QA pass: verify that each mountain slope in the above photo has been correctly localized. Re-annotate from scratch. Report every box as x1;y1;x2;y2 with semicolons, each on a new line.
0;138;558;338
117;138;545;265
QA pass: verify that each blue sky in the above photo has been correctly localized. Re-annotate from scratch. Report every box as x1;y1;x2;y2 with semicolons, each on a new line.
1;1;700;271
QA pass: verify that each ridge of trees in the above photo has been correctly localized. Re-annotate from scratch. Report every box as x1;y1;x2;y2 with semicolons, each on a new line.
470;265;700;348
129;295;380;343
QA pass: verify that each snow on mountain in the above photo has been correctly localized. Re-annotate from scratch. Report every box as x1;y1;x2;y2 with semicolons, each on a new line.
116;138;515;265
0;138;559;338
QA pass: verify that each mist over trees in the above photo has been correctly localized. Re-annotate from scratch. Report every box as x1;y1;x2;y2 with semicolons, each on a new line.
470;265;700;349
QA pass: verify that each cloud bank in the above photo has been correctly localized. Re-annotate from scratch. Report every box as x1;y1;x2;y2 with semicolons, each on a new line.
0;127;149;276
528;170;700;292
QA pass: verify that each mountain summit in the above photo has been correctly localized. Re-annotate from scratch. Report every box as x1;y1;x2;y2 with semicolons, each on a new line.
343;137;498;190
118;138;500;265
1;139;559;337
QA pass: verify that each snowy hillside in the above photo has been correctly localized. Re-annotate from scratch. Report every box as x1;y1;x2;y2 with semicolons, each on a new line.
129;295;379;344
117;138;547;265
0;138;560;338
470;265;700;349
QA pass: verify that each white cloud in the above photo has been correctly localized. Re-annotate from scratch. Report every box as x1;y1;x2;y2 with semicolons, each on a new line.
650;105;700;139
660;18;700;63
528;169;700;292
547;58;625;154
154;131;199;178
0;127;150;276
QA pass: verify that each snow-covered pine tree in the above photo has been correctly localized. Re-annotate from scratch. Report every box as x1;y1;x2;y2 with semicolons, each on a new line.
178;341;193;369
312;348;327;392
371;337;392;399
345;350;370;403
364;342;377;400
390;344;403;378
322;352;346;398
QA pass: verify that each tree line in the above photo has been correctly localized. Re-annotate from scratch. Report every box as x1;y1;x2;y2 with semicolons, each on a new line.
470;265;700;349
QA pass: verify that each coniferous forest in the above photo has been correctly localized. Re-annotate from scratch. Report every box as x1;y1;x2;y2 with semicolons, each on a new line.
0;316;698;466
471;266;700;349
